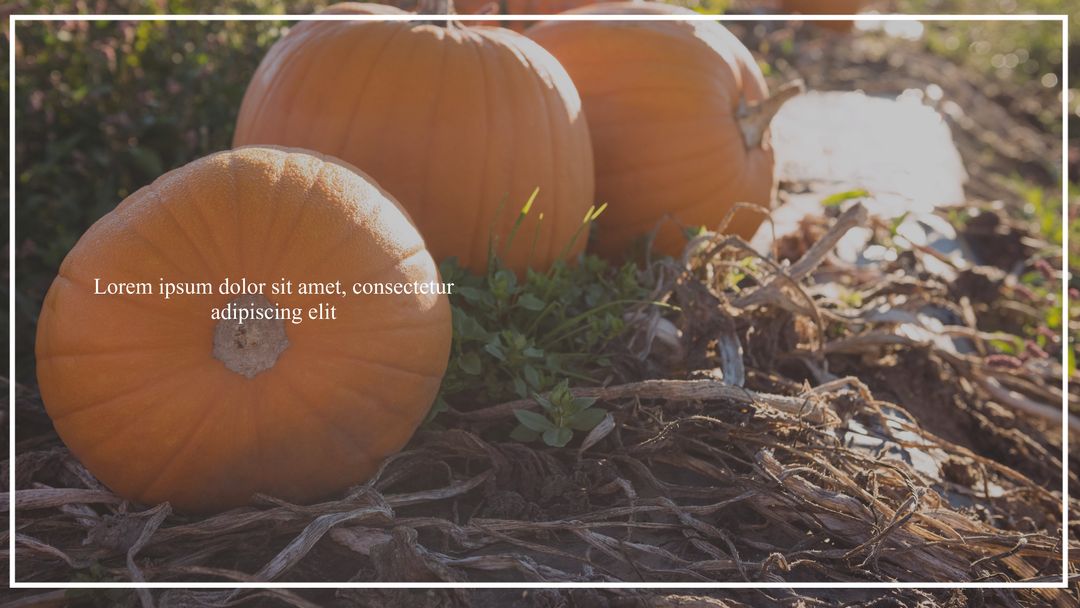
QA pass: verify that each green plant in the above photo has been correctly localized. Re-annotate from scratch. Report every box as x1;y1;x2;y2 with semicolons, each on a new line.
510;380;607;447
432;199;658;426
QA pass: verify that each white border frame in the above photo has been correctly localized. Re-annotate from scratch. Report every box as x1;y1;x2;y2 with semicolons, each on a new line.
8;11;1070;591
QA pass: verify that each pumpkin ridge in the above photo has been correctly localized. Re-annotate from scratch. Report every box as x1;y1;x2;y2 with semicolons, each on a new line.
37;343;195;361
275;27;344;145
260;359;378;503
582;79;734;101
275;369;385;466
237;24;319;139
295;351;442;422
416;28;453;224
173;166;238;279
262;155;332;278
369;240;430;282
46;357;210;423
591;136;733;181
253;151;316;279
303;313;452;339
463;31;493;270
287;213;364;281
133;381;229;501
60;367;231;502
336;315;455;335
124;186;217;282
302;347;447;380
287;239;429;306
248;150;290;280
45;274;201;325
497;44;523;265
335;23;413;168
333;22;411;160
524;44;561;267
227;151;247;273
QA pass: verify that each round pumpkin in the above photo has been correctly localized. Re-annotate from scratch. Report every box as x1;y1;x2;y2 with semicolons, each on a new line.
35;147;452;512
528;2;798;259
233;2;594;275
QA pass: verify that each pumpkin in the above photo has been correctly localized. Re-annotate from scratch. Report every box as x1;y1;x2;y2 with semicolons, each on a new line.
779;0;865;32
527;2;801;259
35;147;452;512
233;2;594;275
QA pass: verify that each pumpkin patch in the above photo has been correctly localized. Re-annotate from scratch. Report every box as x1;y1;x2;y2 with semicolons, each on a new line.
35;147;452;512
14;4;1070;592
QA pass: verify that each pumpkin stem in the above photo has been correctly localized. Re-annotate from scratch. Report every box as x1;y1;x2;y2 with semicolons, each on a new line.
737;79;804;150
212;294;290;379
417;0;458;26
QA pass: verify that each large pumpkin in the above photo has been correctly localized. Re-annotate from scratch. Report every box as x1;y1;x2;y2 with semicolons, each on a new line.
35;147;452;512
234;2;594;275
528;2;799;259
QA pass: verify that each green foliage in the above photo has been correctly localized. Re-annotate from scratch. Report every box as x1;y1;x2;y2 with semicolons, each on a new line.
435;250;654;418
1016;179;1063;247
428;193;657;426
510;380;606;447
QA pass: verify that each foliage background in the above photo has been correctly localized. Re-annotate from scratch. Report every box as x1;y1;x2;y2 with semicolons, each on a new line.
3;0;1075;384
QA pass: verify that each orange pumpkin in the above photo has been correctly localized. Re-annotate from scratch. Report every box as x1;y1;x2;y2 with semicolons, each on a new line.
528;2;799;259
35;147;452;512
234;2;594;275
779;0;865;32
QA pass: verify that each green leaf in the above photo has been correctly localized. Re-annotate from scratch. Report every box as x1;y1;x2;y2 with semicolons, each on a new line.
484;340;506;361
534;393;554;412
514;409;556;432
458;352;483;375
513;377;529;398
542;427;574;448
518;293;546;311
510;424;540;442
452;309;490;342
456;286;491;304
571;396;598;410
524;365;541;389
568;408;607;431
821;189;869;207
